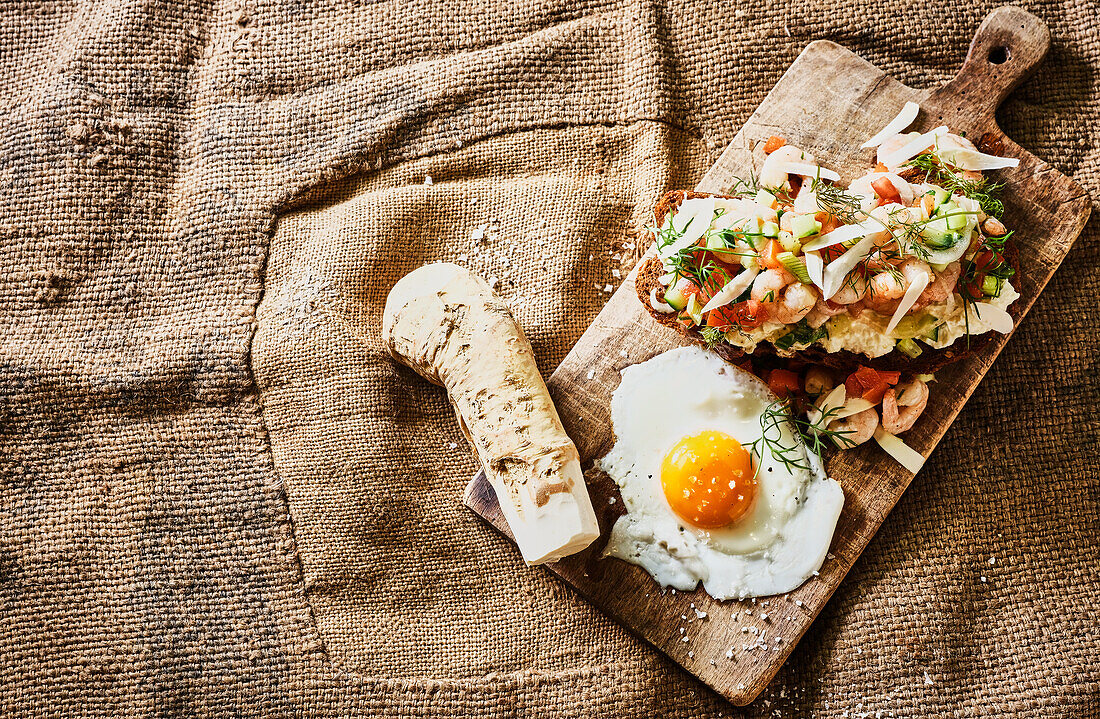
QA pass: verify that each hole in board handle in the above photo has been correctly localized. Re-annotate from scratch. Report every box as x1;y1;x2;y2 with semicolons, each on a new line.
988;46;1011;65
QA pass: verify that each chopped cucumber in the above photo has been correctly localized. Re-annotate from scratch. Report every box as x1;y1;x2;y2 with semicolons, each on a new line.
761;220;779;238
663;278;690;311
916;373;936;383
777;252;812;284
790;214;822;239
755;189;777;208
981;275;1003;297
777;231;802;254
740;253;760;271
946;211;969;231
895;338;923;358
931;186;951;209
892;313;938;339
706;233;728;251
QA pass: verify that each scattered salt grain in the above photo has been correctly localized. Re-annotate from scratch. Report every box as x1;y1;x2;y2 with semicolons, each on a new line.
424;175;433;185
608;497;616;504
924;671;934;685
981;576;987;583
989;557;996;565
603;284;613;293
448;442;457;449
681;636;689;643
795;600;803;607
471;225;487;241
611;269;622;279
586;369;595;380
688;651;694;658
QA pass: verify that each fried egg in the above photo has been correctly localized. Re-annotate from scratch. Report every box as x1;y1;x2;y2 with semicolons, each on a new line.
600;346;844;599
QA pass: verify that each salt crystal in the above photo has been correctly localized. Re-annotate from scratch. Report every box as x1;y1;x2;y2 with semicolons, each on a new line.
424;175;433;185
923;671;934;685
612;269;622;279
448;442;457;449
586;369;595;380
989;557;996;565
603;284;613;293
681;635;689;643
981;576;987;583
608;497;615;504
471;225;487;241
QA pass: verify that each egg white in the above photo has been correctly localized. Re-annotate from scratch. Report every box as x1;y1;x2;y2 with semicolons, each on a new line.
600;346;844;599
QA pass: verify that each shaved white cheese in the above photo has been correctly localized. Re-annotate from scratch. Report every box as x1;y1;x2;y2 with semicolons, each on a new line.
969;302;1014;333
701;268;759;313
884;272;930;334
937;147;1020;171
821;234;876;300
804;250;824;289
650;287;676;313
861;101;920;149
659;271;677;284
879;125;948;168
873;427;926;473
759;145;815;188
832;398;874;420
780;162;841;182
807;385;846;427
658;197;715;261
802;222;868;252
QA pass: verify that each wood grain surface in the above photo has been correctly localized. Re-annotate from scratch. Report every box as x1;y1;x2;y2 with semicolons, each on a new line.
464;6;1091;706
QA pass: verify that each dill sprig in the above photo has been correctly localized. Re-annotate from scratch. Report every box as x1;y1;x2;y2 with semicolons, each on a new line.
903;152;1006;219
750;400;855;475
699;325;725;347
811;179;863;224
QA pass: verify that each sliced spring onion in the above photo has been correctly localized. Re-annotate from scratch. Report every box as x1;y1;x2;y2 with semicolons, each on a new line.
777;252;812;284
649;287;676;313
861;101;921;149
699;267;759;314
878;125;948;168
821;234;877;300
968;302;1014;334
895;338;923;358
873;427;926;474
885;272;930;334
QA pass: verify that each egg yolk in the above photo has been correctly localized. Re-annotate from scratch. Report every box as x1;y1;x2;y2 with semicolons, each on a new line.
660;431;757;529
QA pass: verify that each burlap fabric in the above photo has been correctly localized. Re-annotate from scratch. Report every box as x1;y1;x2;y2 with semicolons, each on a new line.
1;1;1097;716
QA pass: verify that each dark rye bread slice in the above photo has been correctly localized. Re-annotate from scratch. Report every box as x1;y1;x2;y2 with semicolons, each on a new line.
635;190;1021;374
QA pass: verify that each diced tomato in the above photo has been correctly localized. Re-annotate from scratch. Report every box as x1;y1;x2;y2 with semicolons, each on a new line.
706;300;768;331
871;177;902;206
821;244;845;263
767;368;801;398
764;135;787;154
973;249;1003;272
874;162;889;173
760;240;784;269
680;280;703;298
845;366;901;405
816;211;843;235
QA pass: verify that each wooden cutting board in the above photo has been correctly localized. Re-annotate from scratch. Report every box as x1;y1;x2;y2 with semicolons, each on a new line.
464;6;1090;706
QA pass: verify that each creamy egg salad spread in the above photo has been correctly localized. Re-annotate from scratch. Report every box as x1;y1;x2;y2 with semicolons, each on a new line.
648;102;1020;361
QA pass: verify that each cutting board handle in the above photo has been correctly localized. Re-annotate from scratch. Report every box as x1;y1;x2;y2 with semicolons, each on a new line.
936;6;1051;119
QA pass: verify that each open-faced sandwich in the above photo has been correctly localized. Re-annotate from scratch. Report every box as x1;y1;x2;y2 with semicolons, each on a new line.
636;103;1021;374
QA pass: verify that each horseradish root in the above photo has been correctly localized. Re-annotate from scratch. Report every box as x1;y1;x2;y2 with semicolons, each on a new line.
382;263;599;564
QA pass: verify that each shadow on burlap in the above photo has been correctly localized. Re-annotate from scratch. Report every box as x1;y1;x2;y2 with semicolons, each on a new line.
1;0;1098;716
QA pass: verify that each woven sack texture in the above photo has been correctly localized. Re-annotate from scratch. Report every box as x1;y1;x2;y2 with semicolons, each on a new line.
1;0;1098;716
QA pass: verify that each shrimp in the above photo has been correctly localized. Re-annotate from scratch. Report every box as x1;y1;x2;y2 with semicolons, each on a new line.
831;273;868;305
805;296;847;327
871;257;932;302
880;378;929;434
772;282;820;324
827;407;879;447
751;268;795;303
982;217;1007;237
804;366;835;396
917;261;962;306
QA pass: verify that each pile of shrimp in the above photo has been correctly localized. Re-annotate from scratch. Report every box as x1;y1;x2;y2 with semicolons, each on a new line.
755;362;930;445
